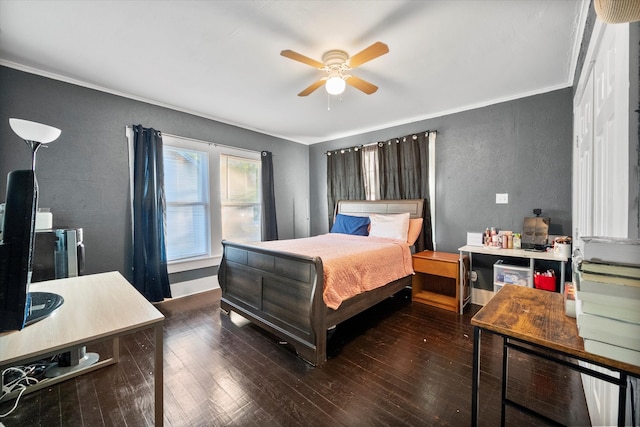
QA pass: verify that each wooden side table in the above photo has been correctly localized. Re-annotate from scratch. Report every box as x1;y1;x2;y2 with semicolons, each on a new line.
412;251;469;313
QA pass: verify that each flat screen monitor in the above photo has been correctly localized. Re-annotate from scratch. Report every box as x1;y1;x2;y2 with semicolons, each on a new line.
0;170;63;331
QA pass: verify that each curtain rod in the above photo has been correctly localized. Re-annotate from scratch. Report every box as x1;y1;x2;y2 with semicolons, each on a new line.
324;129;437;155
126;125;262;155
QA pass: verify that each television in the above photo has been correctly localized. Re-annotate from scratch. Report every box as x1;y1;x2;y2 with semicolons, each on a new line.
0;170;63;331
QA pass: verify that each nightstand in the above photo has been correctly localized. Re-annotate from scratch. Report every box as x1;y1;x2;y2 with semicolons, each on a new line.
412;251;470;313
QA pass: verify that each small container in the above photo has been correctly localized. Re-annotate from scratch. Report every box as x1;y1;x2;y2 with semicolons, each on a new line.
513;233;521;249
534;274;556;291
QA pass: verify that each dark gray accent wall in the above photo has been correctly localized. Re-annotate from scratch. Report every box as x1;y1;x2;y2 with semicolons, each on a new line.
0;66;309;284
309;88;573;257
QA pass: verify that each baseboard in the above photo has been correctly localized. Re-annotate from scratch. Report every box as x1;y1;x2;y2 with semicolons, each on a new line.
471;287;494;306
170;276;219;299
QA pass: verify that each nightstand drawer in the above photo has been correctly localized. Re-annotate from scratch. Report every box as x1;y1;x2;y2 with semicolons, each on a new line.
413;257;457;278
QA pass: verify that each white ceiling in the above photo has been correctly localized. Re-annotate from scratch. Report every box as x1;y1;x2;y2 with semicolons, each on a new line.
0;0;587;145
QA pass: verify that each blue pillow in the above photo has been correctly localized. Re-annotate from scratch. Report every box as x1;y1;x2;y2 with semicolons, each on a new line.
330;214;370;236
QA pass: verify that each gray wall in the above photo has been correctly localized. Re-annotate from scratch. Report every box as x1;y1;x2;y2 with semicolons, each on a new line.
0;67;577;292
309;88;573;288
310;88;573;252
0;66;309;284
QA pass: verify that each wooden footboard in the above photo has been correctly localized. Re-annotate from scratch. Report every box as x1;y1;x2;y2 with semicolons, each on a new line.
218;240;328;365
219;240;412;366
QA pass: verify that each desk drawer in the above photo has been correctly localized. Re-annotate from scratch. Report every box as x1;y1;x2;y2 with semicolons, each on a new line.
413;258;458;278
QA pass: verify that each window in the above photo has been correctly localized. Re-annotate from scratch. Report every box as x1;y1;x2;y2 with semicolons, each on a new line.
361;145;379;200
158;134;261;272
164;146;210;261
220;154;261;242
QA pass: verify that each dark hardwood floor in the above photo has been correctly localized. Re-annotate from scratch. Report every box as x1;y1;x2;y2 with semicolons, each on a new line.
0;288;591;426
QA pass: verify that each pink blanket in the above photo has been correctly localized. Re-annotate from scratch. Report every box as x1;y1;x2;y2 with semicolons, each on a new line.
253;234;413;309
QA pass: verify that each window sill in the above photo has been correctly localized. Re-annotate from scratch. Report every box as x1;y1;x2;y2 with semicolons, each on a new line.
167;255;221;274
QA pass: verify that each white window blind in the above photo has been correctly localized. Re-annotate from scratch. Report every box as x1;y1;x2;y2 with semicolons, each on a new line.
164;146;210;261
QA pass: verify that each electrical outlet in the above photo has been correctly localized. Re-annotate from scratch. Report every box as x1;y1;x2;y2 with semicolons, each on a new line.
496;193;508;204
470;271;478;282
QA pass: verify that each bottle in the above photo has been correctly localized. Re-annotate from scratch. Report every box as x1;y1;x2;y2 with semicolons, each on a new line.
513;233;521;249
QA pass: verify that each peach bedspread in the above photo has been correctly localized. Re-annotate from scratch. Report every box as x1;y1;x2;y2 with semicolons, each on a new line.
253;234;413;309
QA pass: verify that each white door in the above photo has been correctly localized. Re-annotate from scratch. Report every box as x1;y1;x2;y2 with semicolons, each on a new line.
573;67;594;254
591;23;629;238
572;21;630;427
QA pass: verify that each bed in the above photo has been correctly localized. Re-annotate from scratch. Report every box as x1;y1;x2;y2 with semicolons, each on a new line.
218;199;425;366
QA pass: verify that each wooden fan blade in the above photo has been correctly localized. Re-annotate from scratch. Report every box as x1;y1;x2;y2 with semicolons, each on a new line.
298;79;326;96
280;49;325;69
345;75;378;94
348;41;389;68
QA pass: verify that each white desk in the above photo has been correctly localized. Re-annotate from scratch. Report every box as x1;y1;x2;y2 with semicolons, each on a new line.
0;272;165;426
458;245;569;312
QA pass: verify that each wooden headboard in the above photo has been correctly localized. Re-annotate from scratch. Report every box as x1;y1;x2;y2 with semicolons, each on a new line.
335;199;425;220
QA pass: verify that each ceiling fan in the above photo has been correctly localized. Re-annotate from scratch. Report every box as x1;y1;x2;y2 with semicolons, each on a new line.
280;41;389;97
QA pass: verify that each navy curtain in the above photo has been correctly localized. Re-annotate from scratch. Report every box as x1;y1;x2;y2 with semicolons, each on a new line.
261;151;278;241
131;125;171;302
378;132;434;251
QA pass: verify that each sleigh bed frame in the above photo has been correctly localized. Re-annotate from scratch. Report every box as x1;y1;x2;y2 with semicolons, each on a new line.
218;199;424;366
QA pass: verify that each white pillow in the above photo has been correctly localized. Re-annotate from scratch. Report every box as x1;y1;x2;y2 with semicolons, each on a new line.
368;213;410;242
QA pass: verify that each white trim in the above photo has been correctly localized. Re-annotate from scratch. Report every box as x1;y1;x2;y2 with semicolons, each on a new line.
1;59;283;143
125;125;260;156
167;255;221;274
169;276;219;299
574;19;604;108
125;126;135;253
2;59;572;146
428;131;436;251
306;83;572;145
569;0;592;85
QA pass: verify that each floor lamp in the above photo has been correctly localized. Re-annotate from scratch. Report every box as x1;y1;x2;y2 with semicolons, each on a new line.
9;118;99;376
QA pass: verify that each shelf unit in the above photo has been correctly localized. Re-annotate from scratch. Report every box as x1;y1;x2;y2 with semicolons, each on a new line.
458;245;569;300
493;261;533;294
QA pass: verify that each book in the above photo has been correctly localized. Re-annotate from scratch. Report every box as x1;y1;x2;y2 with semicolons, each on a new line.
576;300;640;366
576;271;640;298
577;311;640;351
579;271;640;287
581;236;640;266
579;298;640;324
580;260;640;279
583;339;640;367
577;288;640;309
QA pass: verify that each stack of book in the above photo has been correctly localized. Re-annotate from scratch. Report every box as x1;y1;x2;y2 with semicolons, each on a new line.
575;237;640;367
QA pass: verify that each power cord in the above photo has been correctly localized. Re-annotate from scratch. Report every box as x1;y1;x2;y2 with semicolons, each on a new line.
0;363;49;418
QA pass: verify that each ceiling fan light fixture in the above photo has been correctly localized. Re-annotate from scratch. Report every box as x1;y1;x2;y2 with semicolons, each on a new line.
325;75;346;95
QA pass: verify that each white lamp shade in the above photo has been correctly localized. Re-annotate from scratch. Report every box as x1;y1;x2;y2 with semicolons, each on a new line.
9;118;61;143
325;76;346;95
